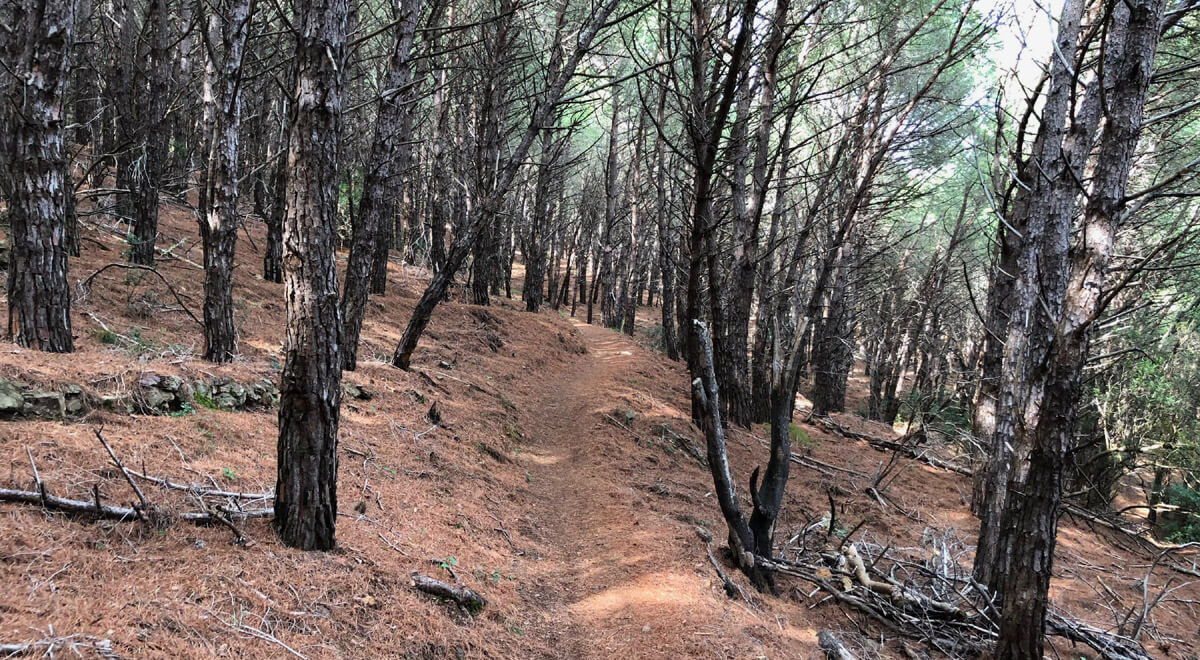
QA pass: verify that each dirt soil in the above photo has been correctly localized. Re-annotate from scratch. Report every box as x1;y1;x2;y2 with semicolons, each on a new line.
3;197;1200;658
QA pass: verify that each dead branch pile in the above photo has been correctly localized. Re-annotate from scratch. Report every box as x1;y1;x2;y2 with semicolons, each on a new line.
759;524;1154;659
0;429;273;541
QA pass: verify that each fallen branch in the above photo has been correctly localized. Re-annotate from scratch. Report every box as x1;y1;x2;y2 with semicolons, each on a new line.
0;487;272;524
126;468;273;501
410;573;486;612
78;262;202;326
809;416;971;476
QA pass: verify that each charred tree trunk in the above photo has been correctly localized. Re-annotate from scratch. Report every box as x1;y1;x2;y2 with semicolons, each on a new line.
3;0;77;353
275;0;347;551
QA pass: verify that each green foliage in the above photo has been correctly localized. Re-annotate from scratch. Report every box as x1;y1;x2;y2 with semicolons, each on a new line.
95;329;119;345
1161;484;1200;543
193;390;219;410
765;422;816;449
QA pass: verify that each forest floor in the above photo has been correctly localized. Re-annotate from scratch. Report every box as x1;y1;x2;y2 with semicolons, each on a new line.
3;196;1200;658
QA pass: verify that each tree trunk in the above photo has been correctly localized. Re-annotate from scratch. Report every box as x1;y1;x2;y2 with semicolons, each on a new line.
341;0;420;370
993;0;1164;653
275;0;347;551
198;0;252;363
3;0;78;354
128;0;170;266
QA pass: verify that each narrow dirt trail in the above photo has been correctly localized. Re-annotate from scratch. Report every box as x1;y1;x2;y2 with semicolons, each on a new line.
508;320;785;659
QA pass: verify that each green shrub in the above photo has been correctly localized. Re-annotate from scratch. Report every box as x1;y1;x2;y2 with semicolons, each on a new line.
1161;483;1200;542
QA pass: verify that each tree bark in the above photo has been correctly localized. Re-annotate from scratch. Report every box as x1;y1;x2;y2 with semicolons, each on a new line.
128;0;170;266
275;0;347;551
198;0;253;363
3;0;78;353
993;0;1165;654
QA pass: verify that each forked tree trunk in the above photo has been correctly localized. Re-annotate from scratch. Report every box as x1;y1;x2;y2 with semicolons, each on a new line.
4;0;77;354
275;0;347;551
992;0;1165;654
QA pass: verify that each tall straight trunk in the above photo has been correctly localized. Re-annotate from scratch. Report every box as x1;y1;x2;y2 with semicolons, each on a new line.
391;0;623;369
128;0;169;266
993;0;1164;653
198;0;253;363
341;0;420;370
811;256;854;417
3;0;78;353
525;130;556;312
599;92;622;328
655;161;678;358
619;116;645;335
275;0;347;551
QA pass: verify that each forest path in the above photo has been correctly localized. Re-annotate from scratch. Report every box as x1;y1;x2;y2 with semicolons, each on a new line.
508;320;747;658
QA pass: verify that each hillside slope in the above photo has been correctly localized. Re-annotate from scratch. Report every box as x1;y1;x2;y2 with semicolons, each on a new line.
2;199;1199;658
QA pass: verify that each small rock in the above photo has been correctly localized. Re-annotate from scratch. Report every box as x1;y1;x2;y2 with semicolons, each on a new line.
142;386;175;412
642;625;651;633
0;378;23;415
63;384;85;416
99;394;134;414
438;360;453;370
137;373;162;388
23;391;65;418
212;379;247;409
694;526;713;544
343;383;372;401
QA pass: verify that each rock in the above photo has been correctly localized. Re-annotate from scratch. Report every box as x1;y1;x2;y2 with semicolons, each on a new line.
160;375;184;392
141;385;176;412
0;378;23;416
63;384;85;416
192;380;210;400
138;373;162;388
212;379;247;409
99;394;134;414
247;380;279;407
343;382;372;401
23;391;65;418
694;526;713;544
438;360;453;370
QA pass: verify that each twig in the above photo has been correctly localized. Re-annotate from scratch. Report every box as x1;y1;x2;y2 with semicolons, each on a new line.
94;429;149;512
